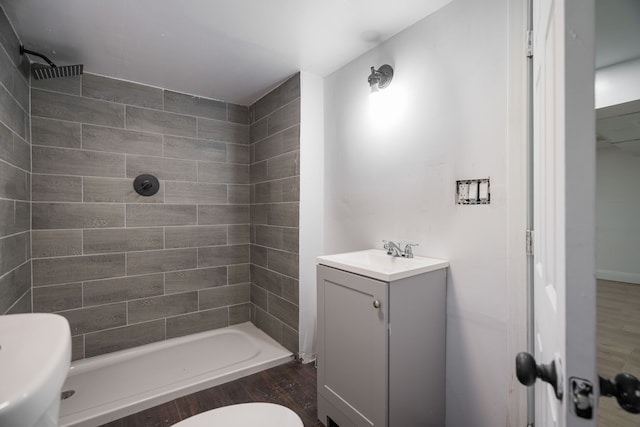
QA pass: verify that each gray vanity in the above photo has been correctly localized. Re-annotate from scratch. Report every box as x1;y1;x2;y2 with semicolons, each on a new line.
316;249;448;427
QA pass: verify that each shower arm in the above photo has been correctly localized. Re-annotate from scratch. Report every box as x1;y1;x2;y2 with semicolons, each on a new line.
19;45;57;67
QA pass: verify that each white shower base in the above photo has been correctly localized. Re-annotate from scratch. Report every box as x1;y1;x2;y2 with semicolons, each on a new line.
58;322;292;427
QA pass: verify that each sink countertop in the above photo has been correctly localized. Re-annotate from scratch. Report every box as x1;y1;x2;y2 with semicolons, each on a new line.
317;249;449;282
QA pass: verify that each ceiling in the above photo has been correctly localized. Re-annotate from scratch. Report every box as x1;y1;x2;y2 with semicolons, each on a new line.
0;0;452;105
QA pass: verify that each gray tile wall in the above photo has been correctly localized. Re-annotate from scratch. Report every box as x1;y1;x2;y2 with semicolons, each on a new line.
249;74;300;353
0;6;31;315
31;72;252;359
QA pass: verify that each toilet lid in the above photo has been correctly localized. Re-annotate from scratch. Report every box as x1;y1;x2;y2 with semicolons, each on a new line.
172;402;303;427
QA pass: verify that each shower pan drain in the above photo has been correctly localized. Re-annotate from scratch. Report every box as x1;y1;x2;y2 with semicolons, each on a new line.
61;390;75;400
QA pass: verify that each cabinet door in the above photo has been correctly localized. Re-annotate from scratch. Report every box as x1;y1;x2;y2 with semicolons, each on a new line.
317;265;388;427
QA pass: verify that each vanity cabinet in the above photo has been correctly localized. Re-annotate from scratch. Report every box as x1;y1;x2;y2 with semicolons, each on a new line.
317;258;447;427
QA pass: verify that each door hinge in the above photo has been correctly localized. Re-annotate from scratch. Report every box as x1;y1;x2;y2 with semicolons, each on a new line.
526;230;533;255
526;30;533;58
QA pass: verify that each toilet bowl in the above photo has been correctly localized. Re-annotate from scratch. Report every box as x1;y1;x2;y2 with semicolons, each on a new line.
172;402;303;427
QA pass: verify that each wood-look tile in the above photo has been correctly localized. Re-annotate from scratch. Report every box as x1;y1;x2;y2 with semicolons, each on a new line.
164;91;226;120
32;89;125;128
128;292;198;324
83;274;164;307
126;155;197;182
0;10;21;66
165;267;227;294
198;161;249;184
228;184;250;204
126;204;196;227
251;283;268;311
126;248;197;275
32;174;82;202
32;202;124;229
597;279;640;426
268;293;298;329
126;106;196;138
267;98;300;136
0;84;26;137
252;264;281;295
82;74;164;109
163;135;226;162
164;181;227;204
267;151;299;180
71;335;84;361
197;117;248;144
250;244;268;267
197;204;249;225
82;124;162;155
83;177;164;203
59;302;127;335
164;225;227;249
0;160;29;200
32;74;81;95
252;73;300;121
83;227;164;254
32;282;83;313
229;303;251;324
5;289;31;314
84;320;165;358
165;308;228;339
0;261;31;314
197;244;250;267
249;117;267;143
32;146;125;178
268;249;298;279
0;232;29;277
31;117;82;148
226;143;250;164
267;203;299;227
199;283;250;310
226;104;247;125
32;253;126;286
227;263;250;284
228;224;250;244
254;125;299;162
103;361;322;427
32;229;83;258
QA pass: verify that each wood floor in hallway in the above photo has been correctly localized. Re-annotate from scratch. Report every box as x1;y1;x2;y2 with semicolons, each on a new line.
597;279;640;426
101;361;323;427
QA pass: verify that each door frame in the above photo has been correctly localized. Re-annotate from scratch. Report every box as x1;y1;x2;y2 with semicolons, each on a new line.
506;0;531;424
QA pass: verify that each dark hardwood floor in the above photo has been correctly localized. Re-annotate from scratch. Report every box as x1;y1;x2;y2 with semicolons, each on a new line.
100;361;324;427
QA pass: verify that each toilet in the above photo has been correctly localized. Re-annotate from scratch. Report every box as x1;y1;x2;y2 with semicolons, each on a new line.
172;402;303;427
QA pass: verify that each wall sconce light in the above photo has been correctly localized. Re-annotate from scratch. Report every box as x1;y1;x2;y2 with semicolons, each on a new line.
367;64;394;92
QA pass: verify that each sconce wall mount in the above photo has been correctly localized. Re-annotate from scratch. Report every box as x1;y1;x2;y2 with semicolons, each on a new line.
368;64;394;91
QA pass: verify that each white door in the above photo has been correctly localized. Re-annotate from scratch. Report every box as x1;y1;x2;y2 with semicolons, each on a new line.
532;0;597;425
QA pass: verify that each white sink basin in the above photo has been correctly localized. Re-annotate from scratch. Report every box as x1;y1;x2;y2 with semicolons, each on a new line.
317;249;448;281
0;313;71;427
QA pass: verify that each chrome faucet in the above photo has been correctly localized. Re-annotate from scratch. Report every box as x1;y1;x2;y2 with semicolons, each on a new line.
383;241;419;258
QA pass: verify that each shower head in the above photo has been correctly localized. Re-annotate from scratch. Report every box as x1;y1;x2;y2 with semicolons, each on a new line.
19;45;83;80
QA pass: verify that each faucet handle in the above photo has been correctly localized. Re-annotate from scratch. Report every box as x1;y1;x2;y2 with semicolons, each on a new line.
403;243;418;258
382;240;393;253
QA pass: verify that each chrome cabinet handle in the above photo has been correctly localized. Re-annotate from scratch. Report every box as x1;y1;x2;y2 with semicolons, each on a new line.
373;300;381;309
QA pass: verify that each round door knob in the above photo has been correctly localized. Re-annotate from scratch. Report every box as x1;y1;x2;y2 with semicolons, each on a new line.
373;300;381;309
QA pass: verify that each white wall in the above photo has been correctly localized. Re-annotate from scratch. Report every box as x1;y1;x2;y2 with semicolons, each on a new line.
596;145;640;284
596;58;640;108
299;72;325;361
323;0;522;425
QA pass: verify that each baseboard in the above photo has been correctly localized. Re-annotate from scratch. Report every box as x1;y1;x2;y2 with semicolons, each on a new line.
596;269;640;285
